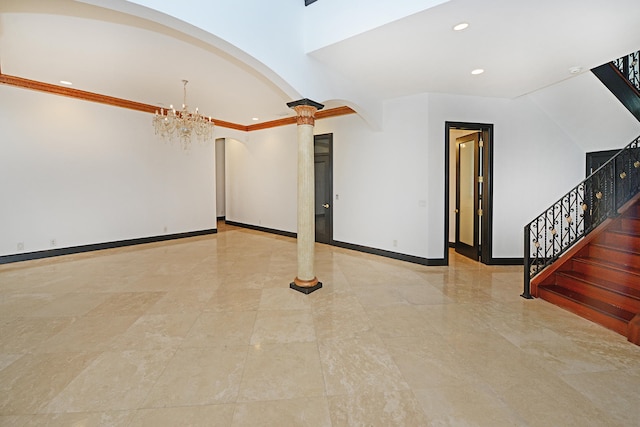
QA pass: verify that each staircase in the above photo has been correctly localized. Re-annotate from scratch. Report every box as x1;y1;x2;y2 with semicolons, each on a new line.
523;51;640;345
531;197;640;344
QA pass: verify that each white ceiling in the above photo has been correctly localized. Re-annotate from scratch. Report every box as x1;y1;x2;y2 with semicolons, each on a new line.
1;0;639;126
309;0;640;100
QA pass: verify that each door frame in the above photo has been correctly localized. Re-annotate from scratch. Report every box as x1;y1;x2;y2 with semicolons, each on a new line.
444;122;494;265
314;133;333;245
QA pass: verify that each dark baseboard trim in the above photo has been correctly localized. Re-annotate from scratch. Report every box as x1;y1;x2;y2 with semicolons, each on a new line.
485;257;523;266
448;242;455;248
224;221;446;266
332;240;446;266
0;229;217;265
217;216;226;221
224;221;297;239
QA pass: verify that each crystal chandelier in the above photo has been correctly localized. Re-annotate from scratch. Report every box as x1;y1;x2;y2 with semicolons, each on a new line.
153;80;215;150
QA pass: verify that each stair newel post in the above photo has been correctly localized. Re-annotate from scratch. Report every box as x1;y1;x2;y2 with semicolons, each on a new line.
522;223;533;299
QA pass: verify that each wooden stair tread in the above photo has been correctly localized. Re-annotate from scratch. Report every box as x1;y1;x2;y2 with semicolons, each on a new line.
574;254;640;275
539;285;636;322
556;271;640;299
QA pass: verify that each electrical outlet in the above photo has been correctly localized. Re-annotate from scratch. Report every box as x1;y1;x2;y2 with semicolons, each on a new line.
17;242;24;251
164;226;168;233
393;239;398;247
50;239;57;247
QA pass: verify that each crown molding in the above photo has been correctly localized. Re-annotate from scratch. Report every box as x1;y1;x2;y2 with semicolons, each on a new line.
0;73;355;132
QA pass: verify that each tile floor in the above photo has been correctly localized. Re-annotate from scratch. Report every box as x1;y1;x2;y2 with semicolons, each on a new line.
1;224;639;426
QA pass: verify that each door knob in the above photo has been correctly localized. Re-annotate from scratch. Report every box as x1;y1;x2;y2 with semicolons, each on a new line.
323;203;330;208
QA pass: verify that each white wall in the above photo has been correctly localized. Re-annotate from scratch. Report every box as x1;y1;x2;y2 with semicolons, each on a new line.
315;94;431;258
0;85;216;257
225;90;599;261
528;72;640;152
225;127;298;232
427;93;586;258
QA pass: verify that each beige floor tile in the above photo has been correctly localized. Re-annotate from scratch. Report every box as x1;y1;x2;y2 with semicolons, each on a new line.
232;397;332;427
0;293;57;318
2;228;639;425
258;288;312;311
143;346;248;407
352;286;408;307
238;342;325;402
204;288;262;312
327;390;429;427
318;332;409;396
130;404;235;426
366;305;435;339
8;410;134;426
250;310;316;344
561;368;640;427
45;348;176;413
414;385;522;427
182;311;257;347
1;317;73;353
310;290;362;314
313;305;373;341
145;289;215;314
30;292;113;317
0;353;22;372
85;291;166;316
36;315;139;353
109;313;199;350
0;352;98;415
383;334;478;389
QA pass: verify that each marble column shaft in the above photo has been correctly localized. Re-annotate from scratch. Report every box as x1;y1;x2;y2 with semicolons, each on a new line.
288;100;323;293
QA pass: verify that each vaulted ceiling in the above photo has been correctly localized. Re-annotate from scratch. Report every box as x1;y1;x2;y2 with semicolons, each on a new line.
1;0;639;127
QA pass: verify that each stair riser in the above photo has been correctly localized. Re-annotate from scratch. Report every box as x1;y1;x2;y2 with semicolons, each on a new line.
571;261;640;290
587;245;640;270
619;218;640;233
597;232;640;250
538;288;628;335
555;275;640;313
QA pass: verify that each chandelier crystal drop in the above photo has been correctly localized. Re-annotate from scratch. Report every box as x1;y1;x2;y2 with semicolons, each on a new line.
152;80;215;150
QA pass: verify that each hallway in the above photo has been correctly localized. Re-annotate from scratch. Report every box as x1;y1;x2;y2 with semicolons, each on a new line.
1;227;638;426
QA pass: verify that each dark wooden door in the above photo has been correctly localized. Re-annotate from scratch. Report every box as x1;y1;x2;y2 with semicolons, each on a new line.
314;134;333;244
455;133;481;260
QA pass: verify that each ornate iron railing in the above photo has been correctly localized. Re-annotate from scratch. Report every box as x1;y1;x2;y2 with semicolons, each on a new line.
614;50;640;92
522;135;640;298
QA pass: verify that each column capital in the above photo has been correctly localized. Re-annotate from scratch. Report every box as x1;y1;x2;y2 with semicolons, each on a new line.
287;98;325;126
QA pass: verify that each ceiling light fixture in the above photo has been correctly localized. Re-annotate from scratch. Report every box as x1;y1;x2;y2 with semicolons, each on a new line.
59;80;73;85
153;80;215;150
252;117;259;121
471;68;484;75
453;22;469;31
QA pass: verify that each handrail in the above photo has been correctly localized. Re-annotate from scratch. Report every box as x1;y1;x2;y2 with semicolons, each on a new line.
522;135;640;298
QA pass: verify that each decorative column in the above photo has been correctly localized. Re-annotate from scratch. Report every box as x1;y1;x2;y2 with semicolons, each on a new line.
287;98;324;294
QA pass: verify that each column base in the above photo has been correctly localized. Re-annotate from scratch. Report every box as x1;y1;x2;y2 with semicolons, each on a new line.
290;277;323;294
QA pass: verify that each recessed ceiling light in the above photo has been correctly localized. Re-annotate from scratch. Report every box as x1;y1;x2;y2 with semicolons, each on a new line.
59;80;73;85
569;66;583;74
252;117;259;121
453;22;469;31
471;69;484;75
